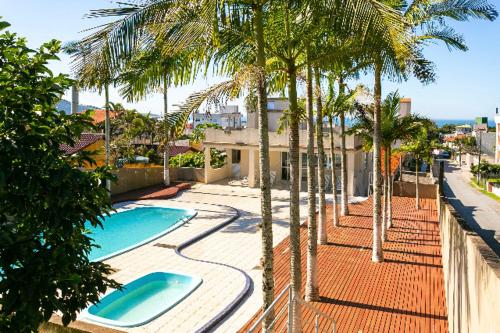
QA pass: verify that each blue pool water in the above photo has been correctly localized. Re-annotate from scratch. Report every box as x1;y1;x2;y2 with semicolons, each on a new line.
84;272;202;327
87;207;196;261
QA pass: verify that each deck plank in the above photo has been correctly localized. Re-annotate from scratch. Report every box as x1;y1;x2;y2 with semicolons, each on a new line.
239;196;448;333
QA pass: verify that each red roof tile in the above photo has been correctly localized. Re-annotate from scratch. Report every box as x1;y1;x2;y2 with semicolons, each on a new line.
60;133;104;155
170;145;194;157
83;109;117;125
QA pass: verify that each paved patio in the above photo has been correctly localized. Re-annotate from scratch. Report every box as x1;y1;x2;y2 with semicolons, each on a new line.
240;196;448;333
74;183;368;332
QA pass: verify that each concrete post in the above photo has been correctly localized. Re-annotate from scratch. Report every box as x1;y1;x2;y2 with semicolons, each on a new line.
204;147;211;183
226;148;233;179
248;149;256;187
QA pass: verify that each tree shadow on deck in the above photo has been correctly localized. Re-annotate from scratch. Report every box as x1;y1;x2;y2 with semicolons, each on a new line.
318;297;448;321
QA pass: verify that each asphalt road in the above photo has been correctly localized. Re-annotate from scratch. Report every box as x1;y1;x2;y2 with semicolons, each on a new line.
442;160;500;256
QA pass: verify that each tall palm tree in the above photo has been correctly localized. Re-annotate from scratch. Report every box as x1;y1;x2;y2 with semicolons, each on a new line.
304;61;319;302
399;127;433;210
74;3;278;326
117;49;196;186
324;77;340;227
70;37;116;192
338;77;350;216
350;91;424;237
315;68;327;244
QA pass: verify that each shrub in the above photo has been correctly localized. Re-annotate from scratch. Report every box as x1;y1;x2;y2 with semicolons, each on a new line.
169;149;227;168
0;22;119;331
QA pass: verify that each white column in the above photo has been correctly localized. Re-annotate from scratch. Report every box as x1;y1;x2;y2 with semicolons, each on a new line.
204;147;211;183
226;148;233;178
248;149;256;187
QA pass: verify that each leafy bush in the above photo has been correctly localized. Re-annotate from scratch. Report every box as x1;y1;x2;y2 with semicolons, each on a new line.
145;148;161;164
0;22;119;331
169;151;205;168
169;149;226;168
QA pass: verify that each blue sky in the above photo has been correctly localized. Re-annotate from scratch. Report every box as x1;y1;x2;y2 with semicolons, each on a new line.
2;0;499;121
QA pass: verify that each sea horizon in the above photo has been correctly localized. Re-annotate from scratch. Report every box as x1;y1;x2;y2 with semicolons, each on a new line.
432;118;496;128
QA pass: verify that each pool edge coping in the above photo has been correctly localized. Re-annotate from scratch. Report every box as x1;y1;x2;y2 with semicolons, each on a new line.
91;206;197;262
172;200;253;333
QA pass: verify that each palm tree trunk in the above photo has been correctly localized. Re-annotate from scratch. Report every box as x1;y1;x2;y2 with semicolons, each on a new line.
163;82;170;186
415;156;420;210
305;62;318;302
388;146;393;229
254;5;274;330
382;147;388;242
104;84;111;193
287;60;302;331
315;69;327;244
339;79;349;216
372;61;384;263
329;116;339;227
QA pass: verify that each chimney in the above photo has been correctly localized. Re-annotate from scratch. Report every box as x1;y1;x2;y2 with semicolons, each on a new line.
71;85;79;114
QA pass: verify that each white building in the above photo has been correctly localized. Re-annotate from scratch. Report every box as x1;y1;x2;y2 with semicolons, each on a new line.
192;105;243;129
400;98;411;116
201;97;371;196
247;97;290;132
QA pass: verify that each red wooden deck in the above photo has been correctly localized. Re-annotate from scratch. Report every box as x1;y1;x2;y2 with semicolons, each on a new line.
111;182;191;203
240;196;448;333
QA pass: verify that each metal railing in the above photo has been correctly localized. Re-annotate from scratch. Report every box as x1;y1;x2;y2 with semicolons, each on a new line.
248;284;337;333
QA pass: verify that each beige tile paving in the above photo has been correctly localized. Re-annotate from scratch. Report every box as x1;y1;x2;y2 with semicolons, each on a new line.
78;183;365;332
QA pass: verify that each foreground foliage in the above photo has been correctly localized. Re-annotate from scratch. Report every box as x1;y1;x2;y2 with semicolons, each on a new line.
0;21;119;331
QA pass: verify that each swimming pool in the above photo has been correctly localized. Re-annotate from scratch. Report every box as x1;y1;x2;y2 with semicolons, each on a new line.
87;206;196;261
83;272;202;327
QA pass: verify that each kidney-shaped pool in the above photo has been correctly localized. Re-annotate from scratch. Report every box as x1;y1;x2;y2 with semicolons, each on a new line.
87;206;196;261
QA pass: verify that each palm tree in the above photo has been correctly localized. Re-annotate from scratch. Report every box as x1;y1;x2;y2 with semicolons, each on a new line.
324;77;340;227
384;0;498;216
70;37;116;193
74;3;279;326
338;77;350;216
117;48;196;186
304;61;319;302
315;68;327;244
351;91;424;237
399;127;434;210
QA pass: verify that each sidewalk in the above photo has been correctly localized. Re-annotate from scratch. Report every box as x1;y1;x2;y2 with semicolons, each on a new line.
442;160;500;256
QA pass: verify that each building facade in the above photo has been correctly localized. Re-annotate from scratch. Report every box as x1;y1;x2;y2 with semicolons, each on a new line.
201;98;371;196
192;105;243;129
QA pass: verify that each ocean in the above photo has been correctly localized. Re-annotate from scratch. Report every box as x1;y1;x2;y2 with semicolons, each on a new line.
433;119;496;128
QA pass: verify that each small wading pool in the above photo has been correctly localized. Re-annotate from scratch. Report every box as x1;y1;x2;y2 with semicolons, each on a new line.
83;272;202;327
87;206;196;261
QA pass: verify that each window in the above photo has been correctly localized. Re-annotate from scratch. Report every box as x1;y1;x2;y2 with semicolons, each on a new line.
232;149;241;163
281;152;289;180
325;155;341;169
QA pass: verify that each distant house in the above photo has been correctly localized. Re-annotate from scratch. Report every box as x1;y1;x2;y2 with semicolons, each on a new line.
84;109;118;125
192;105;243;129
60;133;105;167
247;97;290;132
455;124;472;135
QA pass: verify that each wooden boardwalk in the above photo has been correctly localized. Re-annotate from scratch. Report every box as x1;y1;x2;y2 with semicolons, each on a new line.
240;196;448;333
